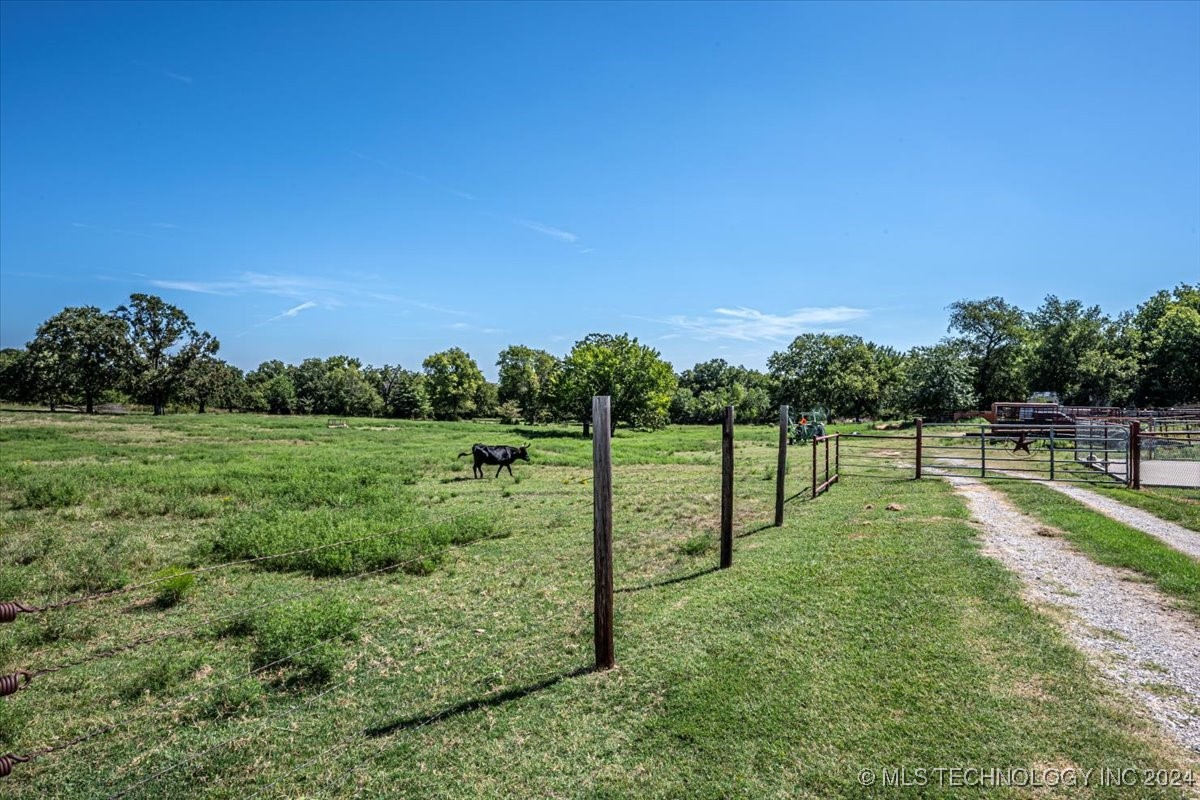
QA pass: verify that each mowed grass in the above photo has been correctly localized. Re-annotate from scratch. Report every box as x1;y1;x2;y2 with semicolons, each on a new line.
0;411;1197;799
991;481;1200;618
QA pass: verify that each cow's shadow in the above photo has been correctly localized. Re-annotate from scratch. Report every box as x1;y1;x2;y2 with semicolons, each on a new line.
364;663;595;737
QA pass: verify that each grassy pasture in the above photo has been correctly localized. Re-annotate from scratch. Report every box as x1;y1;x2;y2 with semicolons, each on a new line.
1;411;1197;798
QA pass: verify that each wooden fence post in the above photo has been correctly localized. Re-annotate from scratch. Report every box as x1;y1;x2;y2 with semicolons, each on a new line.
592;396;614;670
775;405;788;527
720;405;734;569
914;418;923;479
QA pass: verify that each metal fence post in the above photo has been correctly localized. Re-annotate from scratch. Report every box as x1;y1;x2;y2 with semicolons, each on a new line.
592;396;614;670
980;424;986;478
811;435;818;499
915;418;923;479
1049;427;1056;481
1130;421;1141;490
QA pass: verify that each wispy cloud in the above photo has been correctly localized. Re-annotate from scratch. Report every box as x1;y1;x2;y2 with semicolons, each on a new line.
147;271;470;318
268;301;318;322
72;222;156;239
149;279;234;295
349;150;477;202
514;219;578;243
133;60;193;85
652;306;868;342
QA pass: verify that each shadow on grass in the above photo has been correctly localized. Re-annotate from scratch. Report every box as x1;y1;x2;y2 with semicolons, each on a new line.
615;565;719;594
736;523;775;539
365;663;595;736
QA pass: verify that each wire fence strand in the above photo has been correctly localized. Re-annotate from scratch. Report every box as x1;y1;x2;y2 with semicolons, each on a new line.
17;494;589;687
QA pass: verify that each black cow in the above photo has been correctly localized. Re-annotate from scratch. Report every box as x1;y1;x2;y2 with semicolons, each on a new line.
457;443;530;478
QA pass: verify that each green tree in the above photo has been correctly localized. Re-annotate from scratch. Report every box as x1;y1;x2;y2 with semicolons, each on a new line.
1128;284;1200;406
26;306;129;414
183;356;244;413
768;334;894;421
261;374;298;414
1026;296;1107;405
290;357;332;414
318;361;384;417
0;348;35;404
366;364;429;418
555;334;676;430
475;381;500;418
898;342;976;420
674;359;775;424
947;297;1029;408
496;345;560;423
422;347;485;419
114;294;218;415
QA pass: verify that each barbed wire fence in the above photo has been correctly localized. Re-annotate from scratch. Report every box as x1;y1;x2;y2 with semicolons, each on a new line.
2;398;826;794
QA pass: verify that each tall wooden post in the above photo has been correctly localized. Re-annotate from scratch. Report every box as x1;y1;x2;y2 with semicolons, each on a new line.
914;418;923;479
720;405;734;569
775;405;788;527
1129;421;1141;490
592;396;614;670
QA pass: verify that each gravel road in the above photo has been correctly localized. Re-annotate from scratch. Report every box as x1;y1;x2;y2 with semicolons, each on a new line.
1032;481;1200;562
946;475;1200;755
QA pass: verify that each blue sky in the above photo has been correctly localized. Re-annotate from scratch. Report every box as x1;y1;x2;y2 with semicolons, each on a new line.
2;1;1197;379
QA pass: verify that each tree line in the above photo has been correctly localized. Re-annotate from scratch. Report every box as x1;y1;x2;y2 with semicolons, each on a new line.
0;285;1196;426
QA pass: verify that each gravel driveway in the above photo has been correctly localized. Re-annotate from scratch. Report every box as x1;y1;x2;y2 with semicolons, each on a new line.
1031;481;1200;562
946;475;1200;755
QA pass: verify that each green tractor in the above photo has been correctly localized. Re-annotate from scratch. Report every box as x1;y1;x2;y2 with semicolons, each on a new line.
788;408;828;444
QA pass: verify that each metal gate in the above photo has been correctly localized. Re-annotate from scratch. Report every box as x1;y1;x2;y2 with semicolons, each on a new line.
833;421;1143;487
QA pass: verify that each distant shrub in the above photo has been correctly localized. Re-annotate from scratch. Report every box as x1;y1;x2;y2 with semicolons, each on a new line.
497;401;523;425
252;597;360;684
153;565;195;608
